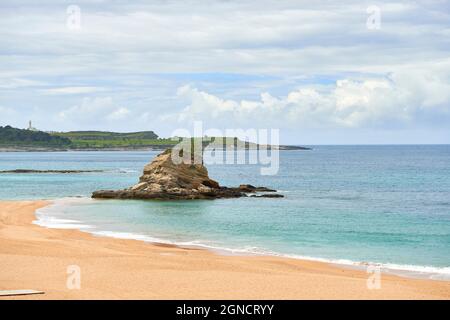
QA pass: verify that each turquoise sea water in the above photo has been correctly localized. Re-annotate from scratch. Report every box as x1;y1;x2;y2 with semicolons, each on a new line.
1;146;449;279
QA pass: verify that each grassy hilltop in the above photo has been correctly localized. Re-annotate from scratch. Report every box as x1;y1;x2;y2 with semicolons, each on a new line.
51;131;177;149
0;126;177;150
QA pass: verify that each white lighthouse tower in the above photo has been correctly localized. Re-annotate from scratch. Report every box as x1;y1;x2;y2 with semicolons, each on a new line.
27;121;38;131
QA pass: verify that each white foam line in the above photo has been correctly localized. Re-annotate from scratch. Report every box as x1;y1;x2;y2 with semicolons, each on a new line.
34;197;96;230
85;228;450;280
34;197;450;281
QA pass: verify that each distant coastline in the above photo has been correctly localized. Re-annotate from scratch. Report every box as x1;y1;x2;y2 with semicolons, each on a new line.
0;145;310;152
0;145;176;152
0;125;310;152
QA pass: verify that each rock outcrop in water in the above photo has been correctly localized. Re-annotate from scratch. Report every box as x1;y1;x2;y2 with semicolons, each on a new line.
92;149;283;200
0;169;104;174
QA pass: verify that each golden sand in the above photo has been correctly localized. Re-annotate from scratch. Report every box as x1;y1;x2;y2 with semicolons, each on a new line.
0;201;449;299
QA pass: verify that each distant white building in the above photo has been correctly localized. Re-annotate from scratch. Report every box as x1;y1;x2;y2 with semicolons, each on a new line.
27;121;38;131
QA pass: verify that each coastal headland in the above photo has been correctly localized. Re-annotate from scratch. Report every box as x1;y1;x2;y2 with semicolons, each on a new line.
0;125;310;151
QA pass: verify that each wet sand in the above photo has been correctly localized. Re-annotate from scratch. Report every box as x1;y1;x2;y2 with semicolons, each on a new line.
0;201;449;299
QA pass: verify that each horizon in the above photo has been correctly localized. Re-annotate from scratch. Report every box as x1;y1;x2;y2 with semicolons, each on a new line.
2;122;450;146
1;0;449;144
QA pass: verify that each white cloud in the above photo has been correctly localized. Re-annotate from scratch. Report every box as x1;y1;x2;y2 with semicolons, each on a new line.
0;0;448;77
41;86;106;95
58;97;131;125
0;0;449;142
0;106;16;116
171;65;450;129
107;107;130;120
0;78;45;89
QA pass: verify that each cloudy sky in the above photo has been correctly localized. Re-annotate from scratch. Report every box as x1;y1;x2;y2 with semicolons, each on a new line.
0;0;449;144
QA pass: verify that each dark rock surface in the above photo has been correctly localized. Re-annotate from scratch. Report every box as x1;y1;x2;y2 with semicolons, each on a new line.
250;194;284;198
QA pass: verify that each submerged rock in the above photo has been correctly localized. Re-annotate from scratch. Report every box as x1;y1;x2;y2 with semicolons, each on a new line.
250;194;284;198
238;184;276;192
0;169;103;174
92;149;283;200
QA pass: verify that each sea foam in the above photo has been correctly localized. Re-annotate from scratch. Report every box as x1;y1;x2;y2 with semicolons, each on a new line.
34;197;450;281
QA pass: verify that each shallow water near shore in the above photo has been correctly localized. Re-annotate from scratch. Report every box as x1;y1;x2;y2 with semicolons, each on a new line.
2;146;450;280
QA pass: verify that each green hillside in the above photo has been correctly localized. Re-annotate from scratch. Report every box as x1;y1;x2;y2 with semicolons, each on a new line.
0;126;309;150
53;130;158;140
0;126;71;148
51;130;177;149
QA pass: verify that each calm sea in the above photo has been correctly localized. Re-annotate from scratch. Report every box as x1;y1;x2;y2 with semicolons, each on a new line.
1;146;449;279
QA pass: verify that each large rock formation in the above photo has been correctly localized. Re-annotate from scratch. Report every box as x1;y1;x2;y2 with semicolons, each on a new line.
92;149;282;200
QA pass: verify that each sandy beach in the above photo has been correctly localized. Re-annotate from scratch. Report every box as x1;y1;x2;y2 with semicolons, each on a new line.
0;200;449;300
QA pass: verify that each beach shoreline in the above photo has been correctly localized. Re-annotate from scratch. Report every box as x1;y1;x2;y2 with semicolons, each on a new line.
34;197;450;282
1;200;449;299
